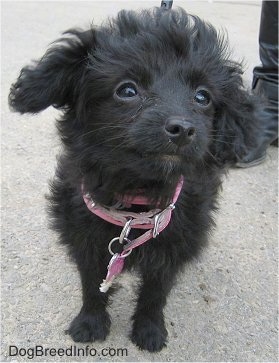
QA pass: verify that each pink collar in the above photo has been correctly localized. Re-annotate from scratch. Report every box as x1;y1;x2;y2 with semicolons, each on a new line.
82;177;183;230
82;176;184;292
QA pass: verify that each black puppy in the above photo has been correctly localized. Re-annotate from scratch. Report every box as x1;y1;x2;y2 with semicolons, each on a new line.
9;7;261;352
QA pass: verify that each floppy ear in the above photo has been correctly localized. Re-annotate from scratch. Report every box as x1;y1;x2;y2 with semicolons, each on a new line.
8;29;95;114
212;83;264;165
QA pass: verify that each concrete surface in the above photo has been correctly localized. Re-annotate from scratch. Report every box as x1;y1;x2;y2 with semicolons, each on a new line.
1;1;278;362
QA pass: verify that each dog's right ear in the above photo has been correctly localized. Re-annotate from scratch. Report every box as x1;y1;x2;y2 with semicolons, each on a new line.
8;29;95;114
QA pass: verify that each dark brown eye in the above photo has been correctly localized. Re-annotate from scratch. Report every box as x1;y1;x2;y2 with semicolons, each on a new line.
116;83;138;99
194;89;211;106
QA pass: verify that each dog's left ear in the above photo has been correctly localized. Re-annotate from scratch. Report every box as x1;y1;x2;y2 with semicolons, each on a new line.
9;29;95;114
212;80;263;165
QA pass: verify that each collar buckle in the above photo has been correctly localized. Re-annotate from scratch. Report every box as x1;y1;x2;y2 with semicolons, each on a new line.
152;203;175;238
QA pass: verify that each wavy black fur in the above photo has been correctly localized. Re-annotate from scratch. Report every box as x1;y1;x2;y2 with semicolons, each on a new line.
9;7;262;352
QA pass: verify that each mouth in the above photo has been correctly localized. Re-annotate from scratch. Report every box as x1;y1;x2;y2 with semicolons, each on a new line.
135;151;183;181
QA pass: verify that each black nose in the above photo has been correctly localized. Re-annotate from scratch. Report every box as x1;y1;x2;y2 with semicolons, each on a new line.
164;117;196;146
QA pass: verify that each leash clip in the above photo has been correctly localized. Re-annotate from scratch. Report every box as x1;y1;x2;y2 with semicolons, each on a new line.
108;219;133;257
119;218;132;243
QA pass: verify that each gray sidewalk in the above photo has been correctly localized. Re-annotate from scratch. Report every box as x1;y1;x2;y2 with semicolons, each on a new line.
1;1;278;362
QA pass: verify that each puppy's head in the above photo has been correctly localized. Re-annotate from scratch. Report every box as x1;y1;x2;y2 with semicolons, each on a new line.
9;8;261;205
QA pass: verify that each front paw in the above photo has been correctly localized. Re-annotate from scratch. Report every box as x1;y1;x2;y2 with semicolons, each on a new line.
131;316;168;352
67;311;111;343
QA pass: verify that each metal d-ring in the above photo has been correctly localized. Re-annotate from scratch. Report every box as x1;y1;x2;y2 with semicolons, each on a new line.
108;237;132;257
108;219;133;257
108;237;121;256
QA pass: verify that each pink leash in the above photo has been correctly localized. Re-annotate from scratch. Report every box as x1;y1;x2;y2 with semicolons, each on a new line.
82;176;184;292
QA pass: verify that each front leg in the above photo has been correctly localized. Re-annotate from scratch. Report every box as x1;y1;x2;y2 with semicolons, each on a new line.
131;270;175;352
67;263;111;343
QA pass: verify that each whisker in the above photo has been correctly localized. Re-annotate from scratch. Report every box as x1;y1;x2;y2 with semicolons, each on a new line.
211;138;235;145
109;140;129;153
211;127;236;132
79;125;126;139
206;150;219;163
200;157;211;169
209;133;235;138
90;135;128;149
